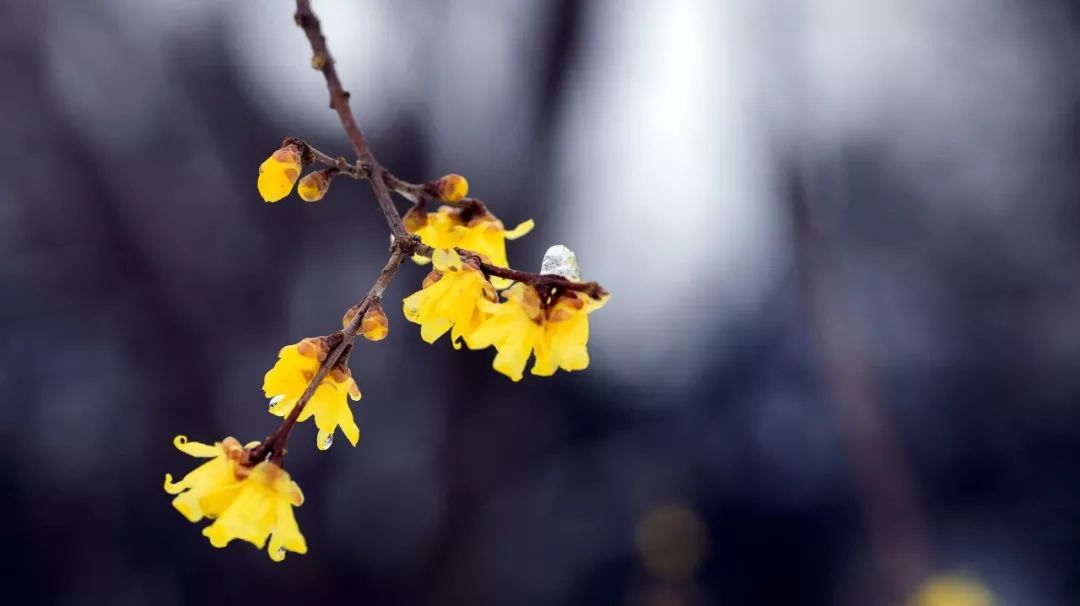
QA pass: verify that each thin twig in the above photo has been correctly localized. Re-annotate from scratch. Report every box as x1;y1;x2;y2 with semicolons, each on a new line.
306;149;476;208
453;247;608;299
294;0;406;237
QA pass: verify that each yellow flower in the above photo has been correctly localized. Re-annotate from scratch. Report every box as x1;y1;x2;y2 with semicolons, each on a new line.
164;435;246;522
907;575;995;606
403;249;496;349
258;145;302;203
469;283;608;381
164;435;307;562
403;205;533;283
263;340;361;450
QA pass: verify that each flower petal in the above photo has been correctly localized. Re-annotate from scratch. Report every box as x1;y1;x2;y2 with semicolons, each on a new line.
173;435;220;458
504;218;535;240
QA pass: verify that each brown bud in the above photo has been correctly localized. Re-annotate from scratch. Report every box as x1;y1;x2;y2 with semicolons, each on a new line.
296;337;329;361
297;169;333;202
428;173;469;202
342;305;362;332
360;301;389;341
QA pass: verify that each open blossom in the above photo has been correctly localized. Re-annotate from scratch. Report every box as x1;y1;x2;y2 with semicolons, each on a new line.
469;283;609;381
164;435;307;562
263;339;361;450
403;205;533;282
403;249;496;349
258;144;303;203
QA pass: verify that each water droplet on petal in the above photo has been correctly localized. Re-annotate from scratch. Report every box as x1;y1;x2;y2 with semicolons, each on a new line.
277;547;287;559
268;394;285;411
321;433;334;449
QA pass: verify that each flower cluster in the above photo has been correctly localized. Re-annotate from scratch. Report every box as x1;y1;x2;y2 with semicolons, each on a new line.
164;436;306;561
402;213;608;381
169;91;607;560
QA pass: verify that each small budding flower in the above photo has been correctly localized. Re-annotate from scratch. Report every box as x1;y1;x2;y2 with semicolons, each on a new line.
429;173;469;202
403;248;497;349
469;246;608;381
263;338;362;450
297;169;333;202
360;301;389;341
164;435;307;561
258;144;303;203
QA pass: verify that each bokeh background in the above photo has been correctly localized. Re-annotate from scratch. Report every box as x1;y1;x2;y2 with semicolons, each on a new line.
3;0;1080;604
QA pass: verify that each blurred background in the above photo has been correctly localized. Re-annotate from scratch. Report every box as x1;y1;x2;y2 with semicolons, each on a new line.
2;0;1080;604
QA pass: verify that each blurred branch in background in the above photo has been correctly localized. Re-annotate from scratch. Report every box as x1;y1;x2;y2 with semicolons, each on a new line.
788;159;930;602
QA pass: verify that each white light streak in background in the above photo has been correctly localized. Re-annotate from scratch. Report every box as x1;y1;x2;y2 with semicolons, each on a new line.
554;0;781;393
226;0;423;142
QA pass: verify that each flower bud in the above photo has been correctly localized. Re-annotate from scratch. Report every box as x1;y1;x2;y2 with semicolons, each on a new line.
258;145;303;203
430;173;469;202
297;169;332;202
360;301;389;341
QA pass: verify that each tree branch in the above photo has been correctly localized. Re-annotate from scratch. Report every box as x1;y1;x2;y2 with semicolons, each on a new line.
293;0;406;238
248;0;608;464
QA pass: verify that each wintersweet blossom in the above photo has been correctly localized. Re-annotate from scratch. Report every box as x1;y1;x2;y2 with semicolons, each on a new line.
263;340;361;450
258;145;302;203
164;435;307;561
403;249;496;349
403;205;534;279
469;283;608;381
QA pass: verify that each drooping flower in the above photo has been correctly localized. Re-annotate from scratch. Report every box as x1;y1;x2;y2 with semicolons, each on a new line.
403;204;533;280
469;283;608;381
164;435;247;522
258;144;303;203
164;435;307;561
402;248;496;349
263;339;361;450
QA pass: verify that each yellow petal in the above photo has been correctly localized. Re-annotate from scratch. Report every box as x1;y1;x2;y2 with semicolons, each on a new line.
432;248;463;272
340;407;361;447
504;218;535;240
173;435;220;458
